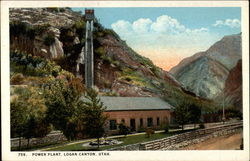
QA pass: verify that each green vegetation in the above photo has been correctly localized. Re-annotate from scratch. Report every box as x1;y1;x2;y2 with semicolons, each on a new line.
11;77;109;149
174;102;192;130
119;67;153;88
10;51;72;82
11;87;51;149
82;89;108;148
46;129;195;151
95;47;106;57
73;20;86;41
44;34;55;46
118;123;130;137
189;103;202;128
10;73;25;85
44;78;85;140
10;21;50;39
10;51;109;147
102;29;121;40
171;100;201;130
145;128;155;138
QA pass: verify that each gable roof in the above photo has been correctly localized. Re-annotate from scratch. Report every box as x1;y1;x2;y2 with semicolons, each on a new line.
99;96;173;111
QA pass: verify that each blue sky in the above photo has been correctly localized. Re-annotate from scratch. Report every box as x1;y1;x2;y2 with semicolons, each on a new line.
72;7;241;70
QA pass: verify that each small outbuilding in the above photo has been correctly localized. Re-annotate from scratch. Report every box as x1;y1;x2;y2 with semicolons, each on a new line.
100;96;174;134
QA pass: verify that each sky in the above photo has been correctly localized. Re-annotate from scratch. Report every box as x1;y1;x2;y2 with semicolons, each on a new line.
72;7;241;71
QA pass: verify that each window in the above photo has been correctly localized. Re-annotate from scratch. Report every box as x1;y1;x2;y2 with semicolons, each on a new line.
147;117;153;127
110;120;117;130
157;117;160;126
140;118;143;127
121;119;125;124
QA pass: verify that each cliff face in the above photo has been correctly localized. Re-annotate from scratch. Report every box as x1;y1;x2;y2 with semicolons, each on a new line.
223;60;242;110
9;8;184;97
170;33;242;99
10;8;82;59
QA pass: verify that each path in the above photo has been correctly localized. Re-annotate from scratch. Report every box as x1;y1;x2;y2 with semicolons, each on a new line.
180;133;242;150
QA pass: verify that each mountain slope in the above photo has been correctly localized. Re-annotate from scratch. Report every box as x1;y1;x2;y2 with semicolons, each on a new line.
221;60;242;111
9;7;184;97
170;33;242;99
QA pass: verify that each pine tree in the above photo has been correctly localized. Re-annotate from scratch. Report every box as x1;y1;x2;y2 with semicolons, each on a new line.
82;88;108;149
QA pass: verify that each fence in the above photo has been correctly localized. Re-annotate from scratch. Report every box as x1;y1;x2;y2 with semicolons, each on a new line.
11;131;67;149
139;121;242;150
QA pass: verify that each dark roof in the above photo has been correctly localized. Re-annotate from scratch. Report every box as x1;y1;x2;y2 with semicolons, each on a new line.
99;96;173;111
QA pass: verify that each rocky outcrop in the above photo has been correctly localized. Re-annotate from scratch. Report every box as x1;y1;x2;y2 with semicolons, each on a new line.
218;60;242;110
49;37;64;58
170;33;242;99
9;8;81;59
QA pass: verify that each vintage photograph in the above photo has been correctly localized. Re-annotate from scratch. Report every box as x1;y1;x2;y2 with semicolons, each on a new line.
1;1;249;161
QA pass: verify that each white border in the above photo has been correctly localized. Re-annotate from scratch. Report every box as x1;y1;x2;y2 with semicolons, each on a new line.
1;1;249;161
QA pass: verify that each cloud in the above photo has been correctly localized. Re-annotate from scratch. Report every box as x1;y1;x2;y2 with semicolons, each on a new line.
111;15;218;71
213;19;241;28
111;20;132;37
111;14;209;36
151;15;186;34
132;18;152;33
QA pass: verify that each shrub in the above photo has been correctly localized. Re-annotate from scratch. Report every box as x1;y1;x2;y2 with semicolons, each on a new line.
44;34;55;46
10;21;27;37
34;24;50;35
118;123;130;137
137;127;145;132
124;77;132;82
145;128;155;138
74;20;86;40
95;47;106;57
103;29;120;40
169;124;180;129
11;73;25;85
103;79;112;88
161;123;169;133
199;123;205;129
101;55;113;64
112;61;120;67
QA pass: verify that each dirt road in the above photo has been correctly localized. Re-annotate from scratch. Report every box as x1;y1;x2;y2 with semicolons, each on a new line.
181;133;242;150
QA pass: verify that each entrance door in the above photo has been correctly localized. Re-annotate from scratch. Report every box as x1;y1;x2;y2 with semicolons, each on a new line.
130;119;136;132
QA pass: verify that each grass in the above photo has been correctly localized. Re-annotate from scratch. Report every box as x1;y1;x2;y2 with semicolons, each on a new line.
46;129;195;151
119;67;153;88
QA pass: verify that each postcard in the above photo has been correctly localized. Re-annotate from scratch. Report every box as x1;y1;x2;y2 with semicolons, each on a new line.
1;1;249;161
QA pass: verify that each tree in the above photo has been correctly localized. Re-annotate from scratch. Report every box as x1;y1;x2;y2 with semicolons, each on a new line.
118;123;130;137
44;78;85;141
11;87;51;149
82;88;108;149
11;98;29;150
189;103;201;128
174;101;191;130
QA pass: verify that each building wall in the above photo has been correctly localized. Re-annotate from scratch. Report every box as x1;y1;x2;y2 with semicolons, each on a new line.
104;110;171;133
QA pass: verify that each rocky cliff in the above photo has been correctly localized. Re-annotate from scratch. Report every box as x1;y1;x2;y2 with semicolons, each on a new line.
10;8;83;59
220;60;242;110
170;33;242;99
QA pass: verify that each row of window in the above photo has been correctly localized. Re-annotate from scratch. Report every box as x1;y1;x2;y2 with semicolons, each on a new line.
109;117;161;130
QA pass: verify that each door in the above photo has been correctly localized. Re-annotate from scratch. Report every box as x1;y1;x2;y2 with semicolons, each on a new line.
130;119;136;132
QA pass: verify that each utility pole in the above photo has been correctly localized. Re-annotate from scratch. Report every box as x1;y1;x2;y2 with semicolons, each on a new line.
222;91;225;124
84;9;94;88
